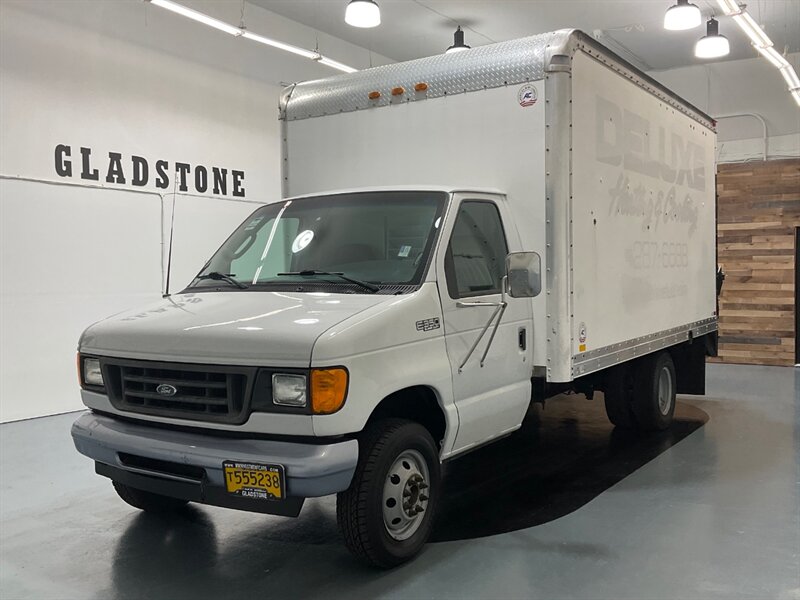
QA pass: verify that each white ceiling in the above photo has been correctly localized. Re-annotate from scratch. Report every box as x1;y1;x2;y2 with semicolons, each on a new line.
250;0;800;71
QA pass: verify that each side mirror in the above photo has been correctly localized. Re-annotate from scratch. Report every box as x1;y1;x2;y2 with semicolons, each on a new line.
506;252;542;298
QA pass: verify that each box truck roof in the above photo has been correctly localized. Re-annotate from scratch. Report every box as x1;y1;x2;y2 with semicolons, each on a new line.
280;29;713;131
280;185;505;202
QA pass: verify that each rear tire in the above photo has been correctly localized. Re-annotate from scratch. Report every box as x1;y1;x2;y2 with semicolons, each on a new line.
603;364;636;428
337;419;440;568
632;351;676;431
112;481;190;513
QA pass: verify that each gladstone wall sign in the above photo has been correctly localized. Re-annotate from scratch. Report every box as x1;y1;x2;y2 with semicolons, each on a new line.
54;144;246;198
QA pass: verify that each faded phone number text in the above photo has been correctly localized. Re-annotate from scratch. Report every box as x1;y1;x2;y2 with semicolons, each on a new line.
625;241;689;270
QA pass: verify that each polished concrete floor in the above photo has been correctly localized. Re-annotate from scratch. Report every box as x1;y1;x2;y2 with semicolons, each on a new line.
1;363;798;600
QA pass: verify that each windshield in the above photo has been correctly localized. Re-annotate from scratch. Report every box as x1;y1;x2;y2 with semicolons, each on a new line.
188;191;447;293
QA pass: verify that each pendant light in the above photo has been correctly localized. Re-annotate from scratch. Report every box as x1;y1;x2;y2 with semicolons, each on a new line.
445;26;470;54
345;0;381;28
695;17;730;58
664;0;702;30
716;0;800;106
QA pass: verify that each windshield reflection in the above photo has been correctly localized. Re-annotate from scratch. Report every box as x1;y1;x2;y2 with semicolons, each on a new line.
188;191;447;294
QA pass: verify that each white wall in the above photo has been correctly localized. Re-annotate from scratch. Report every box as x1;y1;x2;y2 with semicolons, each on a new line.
0;0;390;422
649;53;800;163
5;1;792;422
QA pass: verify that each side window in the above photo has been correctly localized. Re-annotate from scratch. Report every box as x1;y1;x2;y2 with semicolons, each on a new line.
445;201;509;298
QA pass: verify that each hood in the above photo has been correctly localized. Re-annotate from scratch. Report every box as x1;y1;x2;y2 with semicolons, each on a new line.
79;291;392;366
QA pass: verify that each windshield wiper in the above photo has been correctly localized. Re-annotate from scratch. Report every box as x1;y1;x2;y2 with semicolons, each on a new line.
194;272;248;289
277;270;380;293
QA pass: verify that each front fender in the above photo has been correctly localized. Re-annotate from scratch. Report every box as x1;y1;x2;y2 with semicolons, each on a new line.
310;283;458;457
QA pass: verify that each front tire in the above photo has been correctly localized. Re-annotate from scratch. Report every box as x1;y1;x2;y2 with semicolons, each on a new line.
112;481;190;513
337;419;440;568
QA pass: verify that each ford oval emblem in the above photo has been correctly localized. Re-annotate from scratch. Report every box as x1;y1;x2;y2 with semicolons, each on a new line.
156;384;178;397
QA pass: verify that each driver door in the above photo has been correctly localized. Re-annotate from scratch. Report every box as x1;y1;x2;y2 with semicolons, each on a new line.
436;193;533;455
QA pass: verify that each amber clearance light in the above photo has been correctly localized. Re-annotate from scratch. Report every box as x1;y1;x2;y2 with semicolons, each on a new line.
311;368;349;414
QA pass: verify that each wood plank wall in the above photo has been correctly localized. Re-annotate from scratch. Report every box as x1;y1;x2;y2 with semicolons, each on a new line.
712;159;799;367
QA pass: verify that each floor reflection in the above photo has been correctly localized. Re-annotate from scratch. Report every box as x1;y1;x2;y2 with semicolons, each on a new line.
111;509;221;599
433;398;708;541
106;394;708;597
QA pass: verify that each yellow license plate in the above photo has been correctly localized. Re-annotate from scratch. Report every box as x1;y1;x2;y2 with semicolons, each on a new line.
223;461;284;500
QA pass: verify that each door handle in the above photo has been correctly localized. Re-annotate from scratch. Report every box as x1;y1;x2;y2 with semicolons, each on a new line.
518;327;527;351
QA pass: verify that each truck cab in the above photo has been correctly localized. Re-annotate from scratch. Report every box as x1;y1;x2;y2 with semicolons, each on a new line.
73;187;541;565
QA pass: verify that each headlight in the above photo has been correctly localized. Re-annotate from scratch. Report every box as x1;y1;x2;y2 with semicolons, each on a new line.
82;357;104;387
272;374;307;407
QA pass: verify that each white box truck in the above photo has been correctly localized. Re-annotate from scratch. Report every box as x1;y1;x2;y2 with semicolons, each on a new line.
72;30;718;567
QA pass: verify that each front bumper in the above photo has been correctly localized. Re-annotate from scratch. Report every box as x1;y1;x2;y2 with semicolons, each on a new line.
71;412;358;517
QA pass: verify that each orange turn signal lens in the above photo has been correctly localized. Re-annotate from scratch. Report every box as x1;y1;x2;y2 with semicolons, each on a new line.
368;90;381;100
311;368;348;414
414;82;428;92
391;86;405;96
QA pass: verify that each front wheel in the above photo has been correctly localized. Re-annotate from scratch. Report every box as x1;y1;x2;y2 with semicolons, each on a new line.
337;419;440;568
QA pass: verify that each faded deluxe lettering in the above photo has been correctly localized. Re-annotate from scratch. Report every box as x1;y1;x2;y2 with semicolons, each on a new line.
53;144;246;198
595;96;706;191
596;96;703;236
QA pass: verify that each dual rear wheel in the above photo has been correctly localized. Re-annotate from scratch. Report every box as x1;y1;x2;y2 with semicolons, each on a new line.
603;351;677;431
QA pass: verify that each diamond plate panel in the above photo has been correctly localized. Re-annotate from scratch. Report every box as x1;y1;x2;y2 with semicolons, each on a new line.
283;31;568;121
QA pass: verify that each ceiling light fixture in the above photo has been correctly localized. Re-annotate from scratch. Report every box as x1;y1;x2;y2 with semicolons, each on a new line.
445;26;470;54
715;0;740;15
345;0;381;28
664;0;702;31
756;45;790;70
316;56;359;74
145;0;357;73
731;11;772;47
694;18;730;59
715;0;800;106
149;0;242;35
240;31;319;60
780;65;800;90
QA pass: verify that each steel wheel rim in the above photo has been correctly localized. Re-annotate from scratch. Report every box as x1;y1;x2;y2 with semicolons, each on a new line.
657;366;674;415
382;449;430;541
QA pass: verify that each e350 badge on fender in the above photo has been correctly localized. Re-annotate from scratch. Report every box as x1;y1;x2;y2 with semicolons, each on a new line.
416;318;441;332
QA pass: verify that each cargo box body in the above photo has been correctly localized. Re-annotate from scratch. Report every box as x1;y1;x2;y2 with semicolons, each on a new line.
281;29;717;383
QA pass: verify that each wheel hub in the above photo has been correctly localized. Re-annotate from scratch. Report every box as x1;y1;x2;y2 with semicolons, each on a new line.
657;365;674;415
382;450;430;541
